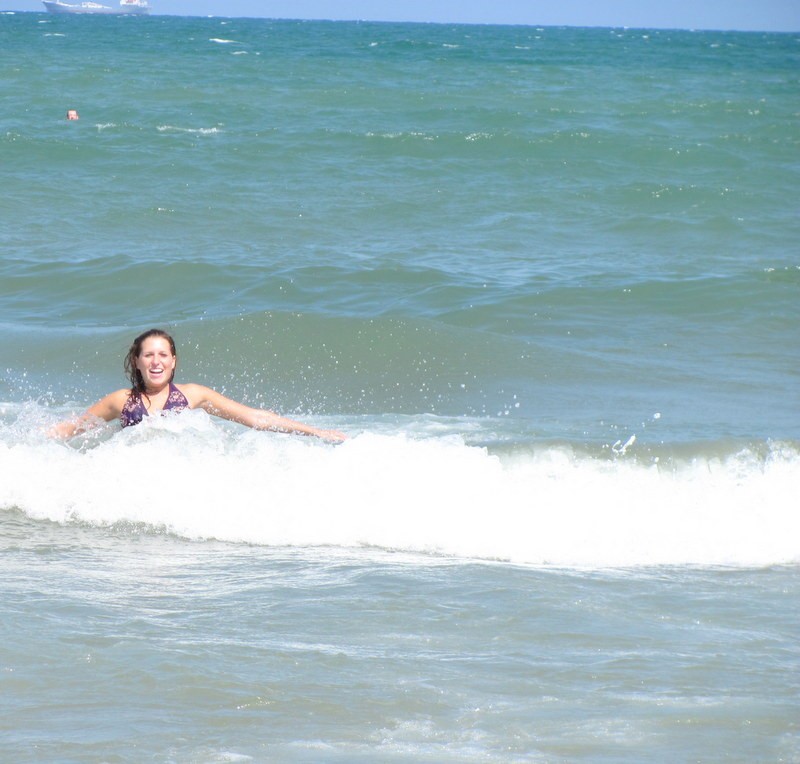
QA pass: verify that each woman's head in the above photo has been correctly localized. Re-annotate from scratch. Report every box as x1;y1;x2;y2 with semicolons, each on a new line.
125;328;177;393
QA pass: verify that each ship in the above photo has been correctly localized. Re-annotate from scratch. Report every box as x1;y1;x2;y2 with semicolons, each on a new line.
43;0;150;14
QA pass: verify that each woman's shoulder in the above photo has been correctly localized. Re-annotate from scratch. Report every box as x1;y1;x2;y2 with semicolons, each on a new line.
85;388;132;420
173;382;210;395
173;382;215;406
107;388;133;404
173;383;243;414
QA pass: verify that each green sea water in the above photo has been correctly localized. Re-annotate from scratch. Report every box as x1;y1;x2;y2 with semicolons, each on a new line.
2;16;798;444
1;13;799;762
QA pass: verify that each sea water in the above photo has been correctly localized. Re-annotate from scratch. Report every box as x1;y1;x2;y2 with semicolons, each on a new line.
1;13;799;762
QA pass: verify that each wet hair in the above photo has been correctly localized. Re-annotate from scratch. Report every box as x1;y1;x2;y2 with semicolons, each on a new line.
124;328;177;396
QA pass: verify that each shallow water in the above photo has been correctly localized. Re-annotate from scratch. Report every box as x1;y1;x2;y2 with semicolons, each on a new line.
3;512;799;762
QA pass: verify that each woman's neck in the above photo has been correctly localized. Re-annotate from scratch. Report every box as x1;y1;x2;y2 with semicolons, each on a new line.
142;381;171;397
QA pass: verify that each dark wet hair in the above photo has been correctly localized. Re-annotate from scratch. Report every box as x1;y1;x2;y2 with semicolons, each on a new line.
124;328;177;395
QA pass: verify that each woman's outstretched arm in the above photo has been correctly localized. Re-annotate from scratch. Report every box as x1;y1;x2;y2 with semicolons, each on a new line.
48;389;128;439
181;384;347;442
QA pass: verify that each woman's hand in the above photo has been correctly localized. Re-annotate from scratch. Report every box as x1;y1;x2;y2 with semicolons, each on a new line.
313;428;348;444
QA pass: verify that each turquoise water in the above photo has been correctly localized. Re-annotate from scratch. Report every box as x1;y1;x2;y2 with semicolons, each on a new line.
1;13;799;761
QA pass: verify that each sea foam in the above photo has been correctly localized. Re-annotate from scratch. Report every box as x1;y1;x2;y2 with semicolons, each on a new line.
1;410;797;569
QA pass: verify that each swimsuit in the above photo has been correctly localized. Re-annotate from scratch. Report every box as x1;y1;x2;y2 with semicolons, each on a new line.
120;382;190;428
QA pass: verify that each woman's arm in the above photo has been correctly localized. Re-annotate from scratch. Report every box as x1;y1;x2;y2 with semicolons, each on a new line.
48;389;128;439
182;384;347;443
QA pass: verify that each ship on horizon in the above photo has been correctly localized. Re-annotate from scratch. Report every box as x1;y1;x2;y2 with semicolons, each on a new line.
43;0;150;14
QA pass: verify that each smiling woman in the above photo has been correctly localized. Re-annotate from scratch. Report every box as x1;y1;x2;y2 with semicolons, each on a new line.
49;328;347;442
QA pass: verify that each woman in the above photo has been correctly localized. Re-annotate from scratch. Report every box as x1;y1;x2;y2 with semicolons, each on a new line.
50;328;347;442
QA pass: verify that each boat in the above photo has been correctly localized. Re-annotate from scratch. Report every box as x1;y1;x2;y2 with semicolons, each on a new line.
43;0;150;14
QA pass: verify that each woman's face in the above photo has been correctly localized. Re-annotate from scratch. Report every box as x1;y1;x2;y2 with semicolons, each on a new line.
135;336;176;390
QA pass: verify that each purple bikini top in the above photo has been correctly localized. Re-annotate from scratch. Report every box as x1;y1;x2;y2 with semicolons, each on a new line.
120;382;190;428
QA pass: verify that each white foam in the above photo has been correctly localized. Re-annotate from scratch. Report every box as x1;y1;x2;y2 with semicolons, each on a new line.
1;413;798;569
156;125;222;135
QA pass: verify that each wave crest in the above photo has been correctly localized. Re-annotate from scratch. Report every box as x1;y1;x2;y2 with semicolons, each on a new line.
2;412;798;568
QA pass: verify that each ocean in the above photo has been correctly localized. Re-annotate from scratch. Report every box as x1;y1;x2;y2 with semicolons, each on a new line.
1;11;799;762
